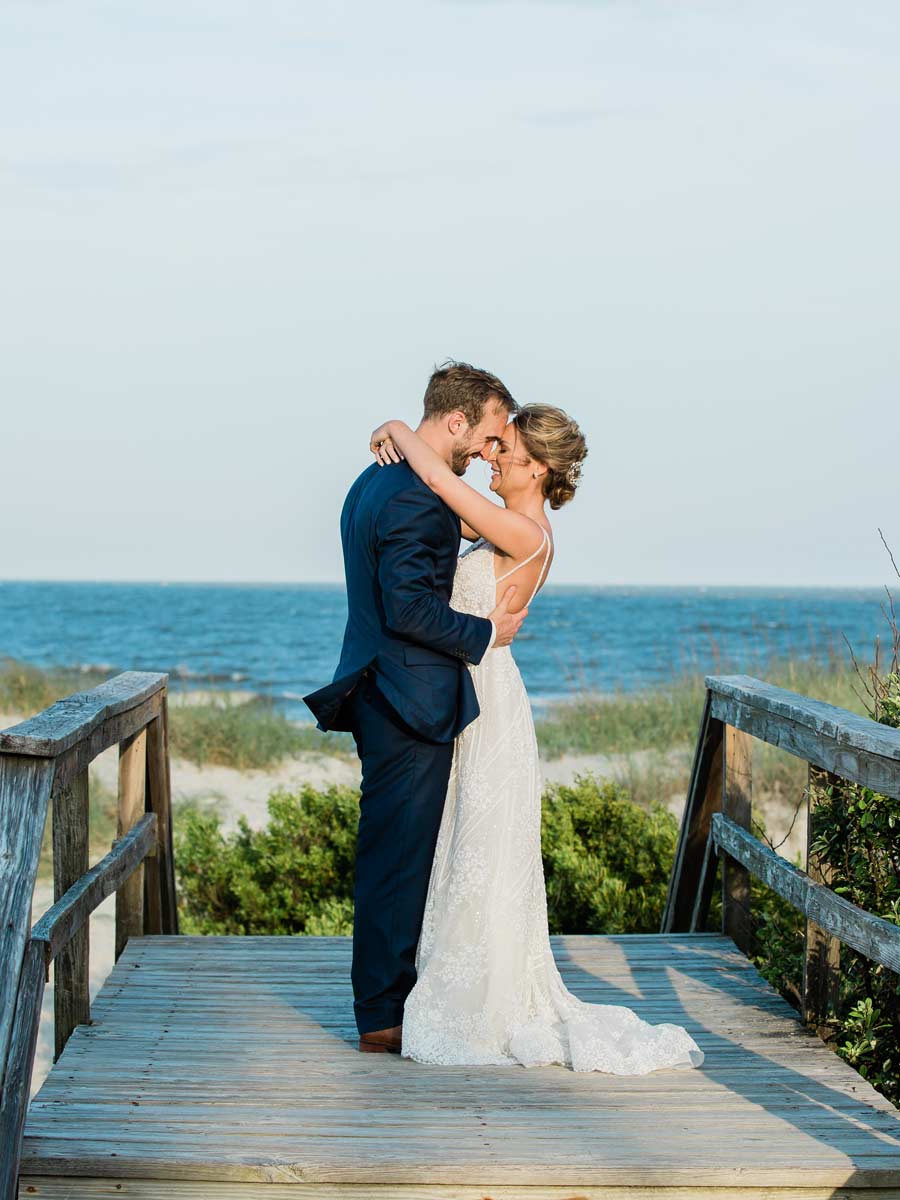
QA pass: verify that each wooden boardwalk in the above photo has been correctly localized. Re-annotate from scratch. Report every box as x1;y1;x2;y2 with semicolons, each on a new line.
7;671;900;1198
19;933;900;1198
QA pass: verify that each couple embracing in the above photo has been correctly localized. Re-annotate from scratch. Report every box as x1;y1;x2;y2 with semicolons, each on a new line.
304;361;704;1074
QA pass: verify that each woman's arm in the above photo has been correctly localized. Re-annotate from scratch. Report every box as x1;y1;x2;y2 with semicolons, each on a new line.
370;420;543;560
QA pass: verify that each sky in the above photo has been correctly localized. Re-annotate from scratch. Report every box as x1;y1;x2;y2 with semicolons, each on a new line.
1;0;898;587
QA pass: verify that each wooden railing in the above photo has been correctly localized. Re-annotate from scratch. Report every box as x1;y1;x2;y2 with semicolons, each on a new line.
663;673;900;1030
0;672;177;1198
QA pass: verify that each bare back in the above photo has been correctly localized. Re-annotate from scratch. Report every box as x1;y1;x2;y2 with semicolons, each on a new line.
491;526;553;614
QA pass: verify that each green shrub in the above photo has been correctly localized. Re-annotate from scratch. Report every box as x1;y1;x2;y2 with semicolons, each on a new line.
174;784;358;934
175;774;677;938
806;766;900;1104
541;776;678;934
746;762;900;1108
535;651;863;761
747;871;805;1012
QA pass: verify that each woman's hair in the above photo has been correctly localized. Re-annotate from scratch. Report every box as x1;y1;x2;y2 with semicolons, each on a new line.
513;404;588;510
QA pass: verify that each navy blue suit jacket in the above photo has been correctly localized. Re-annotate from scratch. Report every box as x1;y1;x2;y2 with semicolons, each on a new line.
303;462;494;744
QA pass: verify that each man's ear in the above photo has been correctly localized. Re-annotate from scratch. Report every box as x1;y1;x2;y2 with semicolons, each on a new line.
447;409;469;437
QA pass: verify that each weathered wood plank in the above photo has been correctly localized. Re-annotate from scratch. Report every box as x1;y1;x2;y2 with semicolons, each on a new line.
18;1156;900;1189
707;675;900;760
661;695;724;931
18;1148;900;1188
20;1182;900;1200
0;754;55;1093
50;691;163;795
707;675;900;798
722;724;753;953
803;765;842;1035
0;672;167;758
712;813;900;973
115;729;147;962
30;814;157;965
0;939;46;1199
52;768;91;1062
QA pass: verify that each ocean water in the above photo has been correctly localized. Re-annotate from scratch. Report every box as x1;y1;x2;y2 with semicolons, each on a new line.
0;580;891;719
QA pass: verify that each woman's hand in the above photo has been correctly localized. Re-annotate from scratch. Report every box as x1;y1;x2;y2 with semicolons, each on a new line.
370;421;406;466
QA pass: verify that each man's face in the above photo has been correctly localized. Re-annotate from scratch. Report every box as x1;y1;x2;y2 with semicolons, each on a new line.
449;399;511;476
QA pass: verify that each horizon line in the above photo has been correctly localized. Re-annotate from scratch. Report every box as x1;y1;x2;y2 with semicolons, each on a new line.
0;577;892;592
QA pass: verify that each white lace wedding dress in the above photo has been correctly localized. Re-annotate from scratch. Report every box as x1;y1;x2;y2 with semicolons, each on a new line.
401;532;705;1073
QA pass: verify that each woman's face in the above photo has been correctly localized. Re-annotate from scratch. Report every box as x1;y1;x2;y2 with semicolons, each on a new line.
487;429;538;498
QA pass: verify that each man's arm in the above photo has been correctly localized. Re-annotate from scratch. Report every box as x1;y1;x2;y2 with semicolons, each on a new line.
376;488;494;664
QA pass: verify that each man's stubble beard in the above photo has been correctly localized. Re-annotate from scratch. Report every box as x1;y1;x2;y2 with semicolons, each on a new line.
450;443;476;476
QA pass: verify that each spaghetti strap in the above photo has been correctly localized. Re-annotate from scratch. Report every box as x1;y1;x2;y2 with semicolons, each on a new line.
525;530;552;605
495;527;552;605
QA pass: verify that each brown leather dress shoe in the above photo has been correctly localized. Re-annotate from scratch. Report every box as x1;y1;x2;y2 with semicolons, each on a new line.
358;1023;403;1054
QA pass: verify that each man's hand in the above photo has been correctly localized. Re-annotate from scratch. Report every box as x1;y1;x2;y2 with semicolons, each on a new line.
489;586;528;647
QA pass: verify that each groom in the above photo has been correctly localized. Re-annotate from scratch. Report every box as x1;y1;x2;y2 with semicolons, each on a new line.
303;361;526;1052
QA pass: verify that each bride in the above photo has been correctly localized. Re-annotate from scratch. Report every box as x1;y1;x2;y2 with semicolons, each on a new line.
368;405;704;1074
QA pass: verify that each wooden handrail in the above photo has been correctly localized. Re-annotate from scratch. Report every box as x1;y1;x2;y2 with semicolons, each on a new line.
31;813;158;966
0;671;177;1200
707;674;900;762
664;674;900;933
704;814;900;974
2;674;166;796
664;672;900;1038
707;674;900;799
0;671;167;757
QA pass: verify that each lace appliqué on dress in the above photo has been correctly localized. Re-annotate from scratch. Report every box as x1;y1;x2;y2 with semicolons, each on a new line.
401;539;705;1074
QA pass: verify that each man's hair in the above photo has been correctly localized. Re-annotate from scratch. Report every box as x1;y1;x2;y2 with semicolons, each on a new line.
422;359;517;428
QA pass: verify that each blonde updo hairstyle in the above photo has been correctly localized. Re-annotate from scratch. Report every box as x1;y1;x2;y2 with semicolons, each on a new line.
512;404;587;510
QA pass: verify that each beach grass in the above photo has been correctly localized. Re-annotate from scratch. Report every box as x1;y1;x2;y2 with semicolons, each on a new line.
0;657;111;715
534;649;866;760
168;698;354;769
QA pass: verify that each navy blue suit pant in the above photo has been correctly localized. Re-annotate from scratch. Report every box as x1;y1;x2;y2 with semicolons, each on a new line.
346;672;454;1036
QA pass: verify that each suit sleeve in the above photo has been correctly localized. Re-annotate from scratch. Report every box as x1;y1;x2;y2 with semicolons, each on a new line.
375;487;494;665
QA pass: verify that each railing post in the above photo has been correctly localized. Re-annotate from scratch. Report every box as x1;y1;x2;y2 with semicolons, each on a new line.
52;768;91;1060
662;693;725;931
0;755;56;1095
803;764;842;1037
722;725;753;953
0;939;47;1200
115;728;147;960
145;690;178;935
